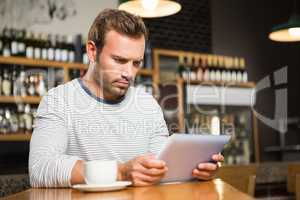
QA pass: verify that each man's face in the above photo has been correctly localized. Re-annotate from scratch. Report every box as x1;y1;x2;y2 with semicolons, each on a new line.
93;30;145;100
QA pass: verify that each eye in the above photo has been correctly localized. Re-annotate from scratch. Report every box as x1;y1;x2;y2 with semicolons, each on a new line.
114;57;127;64
133;60;143;68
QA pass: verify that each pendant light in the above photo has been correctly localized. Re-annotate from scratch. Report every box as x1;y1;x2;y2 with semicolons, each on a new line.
118;0;181;18
269;0;300;42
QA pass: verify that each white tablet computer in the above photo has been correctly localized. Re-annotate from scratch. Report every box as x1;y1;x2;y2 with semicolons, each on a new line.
158;134;231;183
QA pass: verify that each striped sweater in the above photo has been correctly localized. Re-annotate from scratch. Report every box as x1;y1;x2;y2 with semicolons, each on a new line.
29;78;169;187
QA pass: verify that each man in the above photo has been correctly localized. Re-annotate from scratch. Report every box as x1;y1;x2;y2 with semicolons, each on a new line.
29;9;223;187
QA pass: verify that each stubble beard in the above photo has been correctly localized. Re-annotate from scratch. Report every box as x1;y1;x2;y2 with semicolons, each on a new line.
92;63;128;100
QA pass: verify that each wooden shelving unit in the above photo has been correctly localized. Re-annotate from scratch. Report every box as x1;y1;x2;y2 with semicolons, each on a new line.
181;79;256;88
0;133;31;141
0;56;158;141
153;48;260;163
0;96;41;104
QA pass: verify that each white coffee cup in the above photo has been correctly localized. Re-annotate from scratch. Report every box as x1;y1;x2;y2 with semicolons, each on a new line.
84;160;117;185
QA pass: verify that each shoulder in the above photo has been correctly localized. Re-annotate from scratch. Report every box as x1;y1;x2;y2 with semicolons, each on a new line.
39;80;78;110
130;86;159;106
128;86;162;115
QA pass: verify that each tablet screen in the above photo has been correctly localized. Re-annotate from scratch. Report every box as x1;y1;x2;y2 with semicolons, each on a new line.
158;134;231;183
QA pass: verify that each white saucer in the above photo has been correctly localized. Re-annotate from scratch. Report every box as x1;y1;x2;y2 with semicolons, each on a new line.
72;181;132;192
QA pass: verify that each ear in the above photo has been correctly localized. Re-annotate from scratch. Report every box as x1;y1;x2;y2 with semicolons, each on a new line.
86;40;97;63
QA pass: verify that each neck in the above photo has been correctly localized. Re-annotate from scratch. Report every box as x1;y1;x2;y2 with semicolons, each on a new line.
81;65;122;102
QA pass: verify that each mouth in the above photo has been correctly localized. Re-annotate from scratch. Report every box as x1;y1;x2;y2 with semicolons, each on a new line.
115;80;129;88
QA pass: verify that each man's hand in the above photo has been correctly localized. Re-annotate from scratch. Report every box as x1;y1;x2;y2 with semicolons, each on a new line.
192;153;224;181
118;154;168;186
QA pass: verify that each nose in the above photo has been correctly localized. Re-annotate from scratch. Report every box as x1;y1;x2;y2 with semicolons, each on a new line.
121;63;134;81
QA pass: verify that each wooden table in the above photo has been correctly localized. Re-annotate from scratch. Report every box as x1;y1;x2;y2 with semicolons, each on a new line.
1;179;255;200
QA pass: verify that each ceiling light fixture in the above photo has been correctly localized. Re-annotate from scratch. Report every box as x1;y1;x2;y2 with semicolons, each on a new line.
118;0;181;18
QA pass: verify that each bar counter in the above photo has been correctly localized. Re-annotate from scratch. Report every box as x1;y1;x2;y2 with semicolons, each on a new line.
1;179;254;200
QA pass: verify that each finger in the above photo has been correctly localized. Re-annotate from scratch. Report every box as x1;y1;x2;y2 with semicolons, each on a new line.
212;154;224;162
132;172;163;183
133;179;153;187
198;163;218;171
140;157;166;169
192;169;215;180
141;166;168;176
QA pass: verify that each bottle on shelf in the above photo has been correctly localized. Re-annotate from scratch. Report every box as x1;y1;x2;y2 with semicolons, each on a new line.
17;29;26;57
177;55;185;78
47;34;55;61
0;30;3;56
240;58;248;83
2;69;12;96
1;109;11;134
27;75;36;96
41;33;48;60
81;37;88;64
25;31;34;59
12;65;19;96
23;104;33;134
143;40;152;69
196;56;203;81
17;104;25;134
54;34;62;62
2;27;11;57
67;35;75;63
36;73;46;96
10;28;19;56
61;35;69;62
33;33;42;60
19;66;27;97
0;69;2;95
10;109;19;133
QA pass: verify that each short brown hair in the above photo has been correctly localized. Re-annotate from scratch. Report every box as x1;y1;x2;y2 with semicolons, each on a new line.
88;9;148;51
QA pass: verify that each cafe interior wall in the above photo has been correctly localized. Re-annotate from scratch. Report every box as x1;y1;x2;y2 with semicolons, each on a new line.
211;0;300;161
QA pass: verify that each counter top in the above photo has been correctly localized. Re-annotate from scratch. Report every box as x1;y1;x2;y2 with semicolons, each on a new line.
1;179;254;200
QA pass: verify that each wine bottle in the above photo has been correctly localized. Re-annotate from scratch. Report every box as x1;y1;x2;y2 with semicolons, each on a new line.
67;35;75;63
10;109;19;133
34;33;42;59
41;33;48;60
17;104;25;134
0;30;3;55
2;28;11;57
0;69;2;95
81;37;88;64
2;69;11;96
196;57;203;81
23;104;33;134
2;109;11;134
17;29;26;57
36;73;46;96
47;34;55;61
61;35;68;62
27;75;36;96
25;31;34;59
11;29;19;56
12;65;18;96
177;56;185;78
143;40;152;69
54;34;62;61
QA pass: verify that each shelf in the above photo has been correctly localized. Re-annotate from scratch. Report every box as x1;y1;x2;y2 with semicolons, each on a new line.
0;96;42;104
0;56;86;69
265;145;300;152
181;79;256;88
138;68;152;76
0;133;31;141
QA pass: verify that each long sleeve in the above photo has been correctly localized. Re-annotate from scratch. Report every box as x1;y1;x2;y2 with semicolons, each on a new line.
148;100;169;156
29;88;81;188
